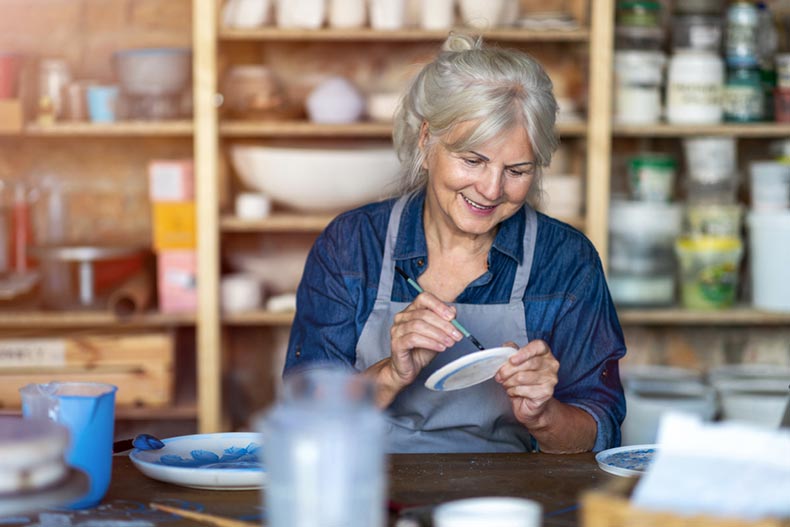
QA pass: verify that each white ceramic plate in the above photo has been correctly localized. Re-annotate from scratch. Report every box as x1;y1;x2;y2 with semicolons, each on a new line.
425;346;518;392
595;444;658;477
129;432;265;490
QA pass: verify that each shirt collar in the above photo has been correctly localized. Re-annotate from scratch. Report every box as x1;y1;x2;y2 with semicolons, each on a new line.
392;190;525;265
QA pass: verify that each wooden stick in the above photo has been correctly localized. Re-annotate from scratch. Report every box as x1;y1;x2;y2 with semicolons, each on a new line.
149;503;258;527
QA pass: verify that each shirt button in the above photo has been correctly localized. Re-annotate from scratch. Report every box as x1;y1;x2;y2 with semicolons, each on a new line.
417;259;424;266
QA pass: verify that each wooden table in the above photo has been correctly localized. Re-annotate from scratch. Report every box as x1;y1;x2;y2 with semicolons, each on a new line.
3;453;613;527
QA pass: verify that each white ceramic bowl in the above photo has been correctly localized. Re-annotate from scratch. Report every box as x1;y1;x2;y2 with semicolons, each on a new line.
230;143;401;213
434;497;541;527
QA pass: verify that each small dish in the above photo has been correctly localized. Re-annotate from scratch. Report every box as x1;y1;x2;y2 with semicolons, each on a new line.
595;444;658;477
129;432;265;490
425;346;517;392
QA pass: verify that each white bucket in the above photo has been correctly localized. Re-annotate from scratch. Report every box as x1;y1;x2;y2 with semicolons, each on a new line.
747;211;790;311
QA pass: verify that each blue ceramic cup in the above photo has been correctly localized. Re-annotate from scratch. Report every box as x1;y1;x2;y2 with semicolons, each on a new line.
86;85;119;123
20;382;118;509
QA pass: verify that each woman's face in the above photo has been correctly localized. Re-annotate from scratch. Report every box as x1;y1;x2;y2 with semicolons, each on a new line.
422;121;536;238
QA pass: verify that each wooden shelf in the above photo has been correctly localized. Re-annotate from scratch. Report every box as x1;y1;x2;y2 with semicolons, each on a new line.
618;306;790;326
219;27;590;43
116;402;198;420
221;213;334;232
23;121;193;137
613;122;790;138
223;309;295;326
220;120;587;138
0;311;196;329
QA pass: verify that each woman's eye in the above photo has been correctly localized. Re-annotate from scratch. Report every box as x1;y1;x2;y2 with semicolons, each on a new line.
462;157;483;167
506;168;525;177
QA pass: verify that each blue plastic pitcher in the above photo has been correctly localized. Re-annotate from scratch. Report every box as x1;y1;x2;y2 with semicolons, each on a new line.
20;382;117;509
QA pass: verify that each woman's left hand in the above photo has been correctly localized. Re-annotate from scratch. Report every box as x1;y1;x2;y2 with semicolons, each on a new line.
494;340;559;426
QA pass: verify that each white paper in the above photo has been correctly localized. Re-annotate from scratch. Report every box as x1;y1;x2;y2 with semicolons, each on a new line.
632;412;790;520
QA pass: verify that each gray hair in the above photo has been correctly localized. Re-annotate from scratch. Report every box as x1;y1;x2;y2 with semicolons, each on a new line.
392;34;559;202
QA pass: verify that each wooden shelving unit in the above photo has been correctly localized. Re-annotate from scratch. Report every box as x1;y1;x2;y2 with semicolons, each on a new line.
613;123;790;137
0;311;195;329
219;27;591;42
23;121;194;137
221;213;335;233
220;120;587;138
618;307;790;326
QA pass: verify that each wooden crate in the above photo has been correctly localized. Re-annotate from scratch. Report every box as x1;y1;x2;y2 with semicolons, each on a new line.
582;477;790;527
0;332;174;409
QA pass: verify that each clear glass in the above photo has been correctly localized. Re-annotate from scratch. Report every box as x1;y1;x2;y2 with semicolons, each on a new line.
256;368;386;527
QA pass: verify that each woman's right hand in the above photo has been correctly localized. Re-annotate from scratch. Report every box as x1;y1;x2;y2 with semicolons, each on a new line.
388;292;463;387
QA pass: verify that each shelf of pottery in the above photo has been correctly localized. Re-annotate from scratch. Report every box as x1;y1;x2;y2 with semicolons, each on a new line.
608;0;790;317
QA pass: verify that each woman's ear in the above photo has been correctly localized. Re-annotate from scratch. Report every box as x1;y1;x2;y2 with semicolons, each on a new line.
418;122;430;168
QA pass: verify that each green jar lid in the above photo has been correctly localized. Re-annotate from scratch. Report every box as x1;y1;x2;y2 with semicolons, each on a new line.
617;1;662;11
629;153;676;170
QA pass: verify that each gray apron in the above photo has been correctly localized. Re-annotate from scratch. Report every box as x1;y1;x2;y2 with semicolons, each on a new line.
355;195;538;453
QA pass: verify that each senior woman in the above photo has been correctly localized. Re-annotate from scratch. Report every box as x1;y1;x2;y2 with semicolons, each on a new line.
284;34;626;454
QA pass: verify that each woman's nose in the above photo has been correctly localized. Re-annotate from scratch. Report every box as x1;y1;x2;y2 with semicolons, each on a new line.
476;166;504;201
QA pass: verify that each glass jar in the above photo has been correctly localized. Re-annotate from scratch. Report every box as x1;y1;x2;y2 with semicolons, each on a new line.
671;13;723;53
627;153;676;202
723;66;764;122
613;50;666;125
725;1;759;67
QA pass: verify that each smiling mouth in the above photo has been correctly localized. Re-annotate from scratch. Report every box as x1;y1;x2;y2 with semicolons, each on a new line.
462;194;496;211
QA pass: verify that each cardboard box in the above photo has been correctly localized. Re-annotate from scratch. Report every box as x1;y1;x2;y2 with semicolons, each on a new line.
0;99;23;132
148;159;195;202
157;250;197;313
0;332;174;408
151;201;196;250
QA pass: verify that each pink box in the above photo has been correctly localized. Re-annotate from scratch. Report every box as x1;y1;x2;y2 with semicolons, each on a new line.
157;250;197;313
148;160;194;202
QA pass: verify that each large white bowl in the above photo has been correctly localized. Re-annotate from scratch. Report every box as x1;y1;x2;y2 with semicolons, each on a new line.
230;143;402;213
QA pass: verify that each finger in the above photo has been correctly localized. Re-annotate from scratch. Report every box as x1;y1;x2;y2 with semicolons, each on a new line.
393;308;463;344
392;318;458;349
507;340;550;366
411;291;456;322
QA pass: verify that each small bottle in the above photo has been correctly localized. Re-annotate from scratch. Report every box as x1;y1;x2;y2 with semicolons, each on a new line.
725;1;760;67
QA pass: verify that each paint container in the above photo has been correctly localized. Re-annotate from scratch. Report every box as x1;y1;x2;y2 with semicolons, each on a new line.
683;136;738;204
20;382;117;509
666;49;724;124
627;153;676;202
749;161;790;211
614;50;666;125
434;497;542;527
685;204;743;237
675;236;743;310
747;211;790;311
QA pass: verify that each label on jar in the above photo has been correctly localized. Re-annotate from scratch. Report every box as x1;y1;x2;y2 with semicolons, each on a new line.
668;82;722;108
723;85;763;120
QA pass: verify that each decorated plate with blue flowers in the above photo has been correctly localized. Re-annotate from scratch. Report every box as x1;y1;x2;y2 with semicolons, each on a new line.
595;444;658;478
129;432;265;490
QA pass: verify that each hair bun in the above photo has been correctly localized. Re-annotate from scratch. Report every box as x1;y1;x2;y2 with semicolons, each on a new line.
441;33;483;53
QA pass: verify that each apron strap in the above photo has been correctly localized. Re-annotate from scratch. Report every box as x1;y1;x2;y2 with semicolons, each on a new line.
509;206;537;303
376;195;410;303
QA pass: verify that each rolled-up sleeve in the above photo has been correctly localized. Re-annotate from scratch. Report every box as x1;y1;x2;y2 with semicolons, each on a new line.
550;255;627;452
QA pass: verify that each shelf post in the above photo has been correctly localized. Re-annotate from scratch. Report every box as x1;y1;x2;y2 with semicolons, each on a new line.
586;0;615;269
194;0;222;433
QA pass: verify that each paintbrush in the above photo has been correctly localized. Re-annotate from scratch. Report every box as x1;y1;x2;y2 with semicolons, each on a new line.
394;266;486;351
150;503;257;527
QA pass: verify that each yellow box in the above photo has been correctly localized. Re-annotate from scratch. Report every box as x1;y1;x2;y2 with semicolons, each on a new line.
152;201;196;250
0;99;24;132
0;332;175;409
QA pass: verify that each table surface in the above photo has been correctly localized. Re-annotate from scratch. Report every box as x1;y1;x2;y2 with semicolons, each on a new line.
2;452;614;527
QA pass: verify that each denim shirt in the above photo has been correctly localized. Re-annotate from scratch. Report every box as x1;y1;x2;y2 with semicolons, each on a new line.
285;190;627;451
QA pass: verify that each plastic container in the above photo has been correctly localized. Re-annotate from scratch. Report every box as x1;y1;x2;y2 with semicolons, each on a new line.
613;51;665;124
682;136;738;203
627;153;676;201
747;211;790;311
749;161;790;211
86;85;119;123
614;25;664;50
621;379;717;445
666;49;724;124
685;204;744;237
671;14;723;52
675;236;743;310
609;200;683;275
607;273;675;306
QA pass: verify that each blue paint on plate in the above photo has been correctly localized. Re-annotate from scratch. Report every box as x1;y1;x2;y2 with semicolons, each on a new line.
158;443;262;470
